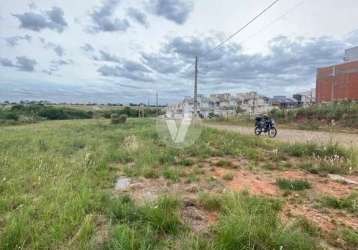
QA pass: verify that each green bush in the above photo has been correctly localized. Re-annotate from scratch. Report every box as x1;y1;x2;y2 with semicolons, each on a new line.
119;114;128;123
0;104;93;123
269;101;358;129
111;113;127;124
276;178;311;191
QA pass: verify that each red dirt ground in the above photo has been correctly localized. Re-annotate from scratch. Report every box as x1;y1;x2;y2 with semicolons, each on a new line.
212;166;358;233
115;157;358;240
214;168;279;196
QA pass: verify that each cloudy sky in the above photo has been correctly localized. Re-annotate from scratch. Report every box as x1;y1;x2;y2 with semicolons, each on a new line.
1;0;358;104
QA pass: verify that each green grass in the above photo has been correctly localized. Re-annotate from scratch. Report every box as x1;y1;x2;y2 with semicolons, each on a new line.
340;228;358;248
280;142;349;159
162;167;181;182
186;174;200;183
0;118;355;249
276;178;311;191
141;196;183;234
0;119;184;249
212;192;318;250
105;195;182;249
292;217;321;237
198;192;223;211
105;224;156;250
179;158;195;166
321;193;358;214
0;120;122;249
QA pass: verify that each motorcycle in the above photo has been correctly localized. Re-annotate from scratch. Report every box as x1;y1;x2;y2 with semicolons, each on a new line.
254;116;277;138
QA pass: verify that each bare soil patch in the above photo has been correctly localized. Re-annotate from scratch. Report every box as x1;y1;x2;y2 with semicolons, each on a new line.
283;203;358;233
114;156;358;246
214;168;279;196
113;176;222;233
205;159;358;235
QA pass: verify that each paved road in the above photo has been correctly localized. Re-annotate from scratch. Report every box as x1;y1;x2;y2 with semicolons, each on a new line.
205;124;358;149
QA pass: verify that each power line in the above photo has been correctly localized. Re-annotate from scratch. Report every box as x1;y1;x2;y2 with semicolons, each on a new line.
194;0;301;72
207;0;281;55
191;0;281;110
183;0;282;74
240;0;304;45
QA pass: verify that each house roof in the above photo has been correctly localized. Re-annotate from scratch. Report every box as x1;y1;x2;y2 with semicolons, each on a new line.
271;96;297;104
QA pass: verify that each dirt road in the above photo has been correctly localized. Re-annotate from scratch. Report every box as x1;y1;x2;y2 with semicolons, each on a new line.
205;124;358;149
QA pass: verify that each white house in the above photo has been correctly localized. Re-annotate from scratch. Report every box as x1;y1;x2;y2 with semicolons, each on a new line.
167;91;274;118
236;92;273;115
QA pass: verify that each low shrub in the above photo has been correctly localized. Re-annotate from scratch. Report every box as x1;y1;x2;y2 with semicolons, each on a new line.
276;178;311;191
111;113;128;124
270;102;358;130
0;104;93;124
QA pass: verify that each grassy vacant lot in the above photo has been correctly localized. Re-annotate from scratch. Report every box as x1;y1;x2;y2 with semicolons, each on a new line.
0;119;357;249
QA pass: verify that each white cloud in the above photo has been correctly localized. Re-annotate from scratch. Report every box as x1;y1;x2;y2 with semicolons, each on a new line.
0;0;358;103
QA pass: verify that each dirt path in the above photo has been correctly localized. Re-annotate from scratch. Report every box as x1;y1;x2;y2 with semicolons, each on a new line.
205;124;358;149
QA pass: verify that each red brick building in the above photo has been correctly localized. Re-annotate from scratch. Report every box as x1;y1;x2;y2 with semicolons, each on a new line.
316;61;358;102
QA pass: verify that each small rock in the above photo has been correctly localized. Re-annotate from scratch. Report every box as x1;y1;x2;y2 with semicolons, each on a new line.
328;174;358;185
115;177;130;191
130;182;145;190
142;191;157;202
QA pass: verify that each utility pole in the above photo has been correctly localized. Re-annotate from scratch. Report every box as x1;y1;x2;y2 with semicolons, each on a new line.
331;65;336;101
193;56;198;117
252;92;256;117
